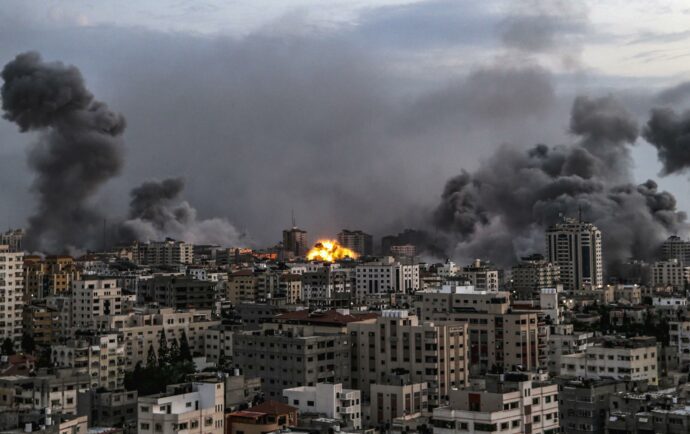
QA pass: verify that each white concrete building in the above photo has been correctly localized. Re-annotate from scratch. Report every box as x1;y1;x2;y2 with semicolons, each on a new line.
138;380;225;434
432;373;559;434
0;245;24;347
355;257;419;301
653;295;688;310
71;279;122;332
539;287;562;325
283;383;362;429
559;336;658;385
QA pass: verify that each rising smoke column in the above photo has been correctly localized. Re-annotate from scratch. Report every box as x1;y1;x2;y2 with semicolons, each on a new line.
643;108;690;175
433;95;687;270
1;52;126;252
120;178;246;246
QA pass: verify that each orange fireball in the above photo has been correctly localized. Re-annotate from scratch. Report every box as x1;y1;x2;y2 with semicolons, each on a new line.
307;240;358;262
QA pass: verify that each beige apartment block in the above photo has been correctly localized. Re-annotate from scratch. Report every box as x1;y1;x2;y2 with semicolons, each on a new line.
348;310;468;408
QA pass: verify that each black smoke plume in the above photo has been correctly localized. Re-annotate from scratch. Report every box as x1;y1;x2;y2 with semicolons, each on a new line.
119;178;245;247
433;95;687;271
1;51;126;252
643;108;690;175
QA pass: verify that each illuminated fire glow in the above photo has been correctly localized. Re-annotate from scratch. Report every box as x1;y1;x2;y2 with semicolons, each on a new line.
306;240;358;262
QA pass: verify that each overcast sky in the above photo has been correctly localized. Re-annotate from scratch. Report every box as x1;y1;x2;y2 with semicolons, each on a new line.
1;0;690;250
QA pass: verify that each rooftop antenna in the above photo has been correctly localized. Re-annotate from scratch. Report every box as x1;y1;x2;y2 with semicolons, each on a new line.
291;209;296;228
578;205;583;222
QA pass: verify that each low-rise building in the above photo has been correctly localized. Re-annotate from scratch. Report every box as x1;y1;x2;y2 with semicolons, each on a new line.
283;383;362;429
559;336;658;385
432;372;559;434
137;380;225;434
226;401;298;434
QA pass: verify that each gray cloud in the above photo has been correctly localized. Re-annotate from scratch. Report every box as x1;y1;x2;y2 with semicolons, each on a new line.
433;96;687;270
1;51;125;252
120;178;246;247
643;107;690;175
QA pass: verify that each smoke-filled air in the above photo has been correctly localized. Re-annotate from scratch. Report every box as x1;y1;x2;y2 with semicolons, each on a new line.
1;51;126;252
432;95;689;270
119;178;246;247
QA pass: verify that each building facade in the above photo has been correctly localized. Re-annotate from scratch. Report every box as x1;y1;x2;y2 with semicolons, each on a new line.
546;218;603;290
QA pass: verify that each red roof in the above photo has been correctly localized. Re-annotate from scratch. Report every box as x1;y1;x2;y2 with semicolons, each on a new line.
248;400;297;415
274;309;378;326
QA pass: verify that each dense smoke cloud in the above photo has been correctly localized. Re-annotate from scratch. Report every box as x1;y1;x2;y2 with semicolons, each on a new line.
643;108;690;175
1;51;125;252
120;178;246;247
433;95;687;269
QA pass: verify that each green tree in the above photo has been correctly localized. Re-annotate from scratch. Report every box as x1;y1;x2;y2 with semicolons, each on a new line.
169;338;180;363
179;330;192;361
21;333;35;354
1;338;15;356
158;330;169;365
146;344;158;368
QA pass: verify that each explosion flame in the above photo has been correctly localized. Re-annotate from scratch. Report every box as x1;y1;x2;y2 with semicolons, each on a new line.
307;240;358;262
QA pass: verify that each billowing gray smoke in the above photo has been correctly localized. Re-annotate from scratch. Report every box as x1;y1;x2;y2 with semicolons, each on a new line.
433;95;688;270
643;108;690;175
120;178;246;247
1;51;126;252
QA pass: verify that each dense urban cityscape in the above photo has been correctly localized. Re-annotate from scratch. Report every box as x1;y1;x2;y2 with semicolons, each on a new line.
0;218;690;433
3;1;690;434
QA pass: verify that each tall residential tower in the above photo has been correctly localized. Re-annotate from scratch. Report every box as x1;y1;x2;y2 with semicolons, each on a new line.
546;217;603;290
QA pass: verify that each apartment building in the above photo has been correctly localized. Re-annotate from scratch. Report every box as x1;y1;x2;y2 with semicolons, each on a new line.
547;324;594;376
348;310;468;408
354;257;420;301
24;255;81;300
557;378;638;434
283;383;362;429
137;380;225;434
0;245;24;347
511;254;560;298
559;336;658;385
432;373;559;434
227;270;257;305
337;230;373;256
278;273;302;304
77;388;139;428
0;370;91;415
368;370;428;429
415;286;547;375
132;239;194;266
52;333;125;390
0;229;23;252
140;275;215;311
301;267;351;306
232;325;352;400
457;259;500;292
662;235;690;264
669;321;690;370
546;217;603;290
22;302;60;347
96;308;219;370
651;259;690;290
72;279;122;332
